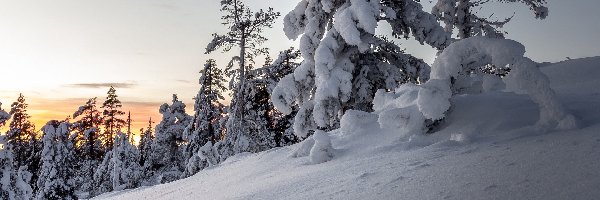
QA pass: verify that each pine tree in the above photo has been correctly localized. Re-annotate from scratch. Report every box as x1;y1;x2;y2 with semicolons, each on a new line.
205;0;280;158
432;0;548;39
349;37;430;112
101;86;126;150
7;94;37;167
0;151;34;199
126;111;132;144
111;132;142;191
0;135;18;199
183;59;227;165
71;97;104;193
138;118;154;171
36;120;76;200
148;95;191;184
91;148;113;197
272;0;445;137
0;134;15;199
6;94;40;195
261;48;302;146
1;131;34;199
238;68;275;153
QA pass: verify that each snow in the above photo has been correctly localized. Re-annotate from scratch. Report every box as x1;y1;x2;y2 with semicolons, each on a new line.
94;56;600;200
416;78;452;120
430;37;526;80
332;0;380;48
282;0;308;40
271;74;297;115
423;37;576;131
309;130;335;164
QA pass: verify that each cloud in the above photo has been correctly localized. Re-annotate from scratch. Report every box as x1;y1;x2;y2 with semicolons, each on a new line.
176;79;192;84
64;82;137;89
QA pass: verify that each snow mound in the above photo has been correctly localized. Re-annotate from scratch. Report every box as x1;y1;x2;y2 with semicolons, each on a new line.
310;130;335;164
375;37;577;133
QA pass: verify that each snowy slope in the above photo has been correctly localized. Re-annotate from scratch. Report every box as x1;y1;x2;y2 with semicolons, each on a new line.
95;57;600;200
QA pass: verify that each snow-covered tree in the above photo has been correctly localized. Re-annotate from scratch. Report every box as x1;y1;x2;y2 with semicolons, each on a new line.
182;141;220;178
111;132;142;191
147;95;192;184
262;48;302;90
432;0;548;39
138;118;154;170
101;86;126;150
239;71;276;151
36;120;76;200
366;37;576;142
349;37;430;112
5;94;41;195
205;0;280;158
1;131;34;199
71;97;104;193
262;48;302;146
72;98;104;159
91;149;113;197
421;37;575;130
6;94;37;168
183;59;227;163
272;0;449;137
90;131;143;197
0;136;16;199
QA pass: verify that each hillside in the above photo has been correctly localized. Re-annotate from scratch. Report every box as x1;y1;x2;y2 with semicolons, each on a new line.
95;56;600;200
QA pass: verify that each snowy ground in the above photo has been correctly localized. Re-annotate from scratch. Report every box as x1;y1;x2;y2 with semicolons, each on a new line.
95;57;600;200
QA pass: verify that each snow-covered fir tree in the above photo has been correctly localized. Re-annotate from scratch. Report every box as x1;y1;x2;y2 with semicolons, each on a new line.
350;36;430;112
36;120;76;200
101;86;126;150
91;132;139;197
147;95;192;184
91;147;114;197
72;97;104;159
271;0;449;137
182;141;220;178
6;94;38;168
138;118;154;172
111;132;142;191
430;0;549;92
205;0;280;158
6;94;41;195
0;116;34;200
432;0;548;39
0;135;34;200
71;97;104;193
262;48;302;146
183;59;227;167
238;69;276;152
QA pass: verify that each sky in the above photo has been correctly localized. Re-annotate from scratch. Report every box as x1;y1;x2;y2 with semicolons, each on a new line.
0;0;599;133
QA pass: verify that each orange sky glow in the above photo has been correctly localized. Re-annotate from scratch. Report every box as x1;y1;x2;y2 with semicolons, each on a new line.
0;95;164;142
